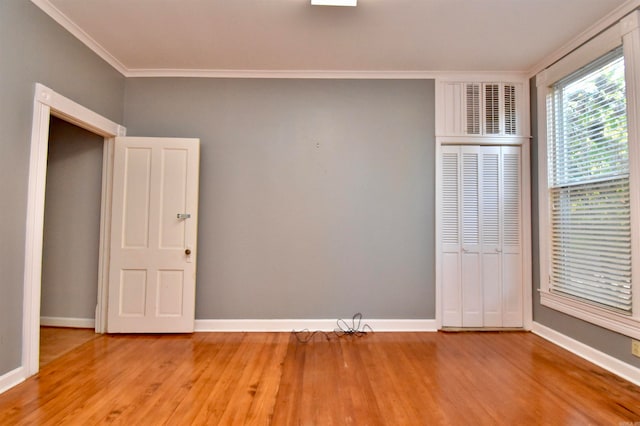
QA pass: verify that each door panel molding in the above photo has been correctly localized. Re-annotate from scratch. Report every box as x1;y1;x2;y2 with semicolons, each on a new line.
23;83;126;377
107;137;199;333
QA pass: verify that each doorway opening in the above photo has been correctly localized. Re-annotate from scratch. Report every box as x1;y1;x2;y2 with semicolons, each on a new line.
23;83;126;377
39;117;104;367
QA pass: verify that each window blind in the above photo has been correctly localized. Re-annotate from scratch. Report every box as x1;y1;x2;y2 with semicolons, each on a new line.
547;46;632;314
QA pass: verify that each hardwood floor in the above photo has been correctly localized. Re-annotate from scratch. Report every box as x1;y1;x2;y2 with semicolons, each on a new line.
39;327;98;367
1;331;639;425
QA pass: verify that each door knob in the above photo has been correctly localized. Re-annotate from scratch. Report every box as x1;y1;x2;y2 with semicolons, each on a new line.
185;248;192;255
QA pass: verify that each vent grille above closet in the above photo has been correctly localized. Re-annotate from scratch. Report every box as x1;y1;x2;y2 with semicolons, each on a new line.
440;81;524;137
485;84;500;134
504;84;517;135
466;84;481;135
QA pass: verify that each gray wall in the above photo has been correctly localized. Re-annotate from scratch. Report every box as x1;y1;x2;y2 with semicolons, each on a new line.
124;78;436;320
41;117;103;320
0;1;124;375
529;77;640;368
11;0;637;384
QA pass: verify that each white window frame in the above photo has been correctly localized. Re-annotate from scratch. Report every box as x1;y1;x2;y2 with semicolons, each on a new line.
536;12;640;339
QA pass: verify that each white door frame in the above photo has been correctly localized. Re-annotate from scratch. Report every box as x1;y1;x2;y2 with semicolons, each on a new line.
434;136;532;330
22;83;126;376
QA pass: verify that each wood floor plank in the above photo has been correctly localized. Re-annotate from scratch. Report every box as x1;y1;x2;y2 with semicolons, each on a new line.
39;326;97;368
0;331;639;425
165;333;248;424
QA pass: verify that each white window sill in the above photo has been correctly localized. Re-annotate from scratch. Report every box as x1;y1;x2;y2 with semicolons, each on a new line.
540;291;640;340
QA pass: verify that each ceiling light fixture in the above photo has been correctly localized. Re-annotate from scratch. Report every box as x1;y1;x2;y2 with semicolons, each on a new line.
311;0;357;6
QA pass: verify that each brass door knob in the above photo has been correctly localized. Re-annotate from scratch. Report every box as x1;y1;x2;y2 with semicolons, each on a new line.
185;248;192;255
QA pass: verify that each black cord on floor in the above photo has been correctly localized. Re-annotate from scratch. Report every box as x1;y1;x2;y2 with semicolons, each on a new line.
293;313;373;343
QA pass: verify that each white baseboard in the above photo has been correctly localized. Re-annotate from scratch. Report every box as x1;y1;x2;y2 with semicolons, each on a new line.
532;322;640;387
194;318;437;332
40;316;95;329
0;366;25;395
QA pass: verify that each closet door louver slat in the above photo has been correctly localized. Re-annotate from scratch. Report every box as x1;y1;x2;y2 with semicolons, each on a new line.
462;152;480;246
503;150;521;248
442;152;460;246
481;152;500;246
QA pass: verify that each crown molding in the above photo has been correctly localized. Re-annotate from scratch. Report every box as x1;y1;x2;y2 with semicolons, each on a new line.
31;0;528;80
124;68;443;79
528;0;640;78
124;68;530;80
31;0;557;81
31;0;129;75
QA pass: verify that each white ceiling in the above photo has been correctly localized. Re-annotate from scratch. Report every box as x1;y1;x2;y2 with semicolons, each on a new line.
36;0;630;76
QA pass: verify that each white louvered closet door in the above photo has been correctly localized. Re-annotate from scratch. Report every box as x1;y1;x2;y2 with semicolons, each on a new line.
500;147;523;327
461;147;482;326
441;146;462;327
440;145;523;328
481;147;502;327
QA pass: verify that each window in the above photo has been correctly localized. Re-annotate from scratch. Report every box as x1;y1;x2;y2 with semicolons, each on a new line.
547;47;631;314
537;16;640;339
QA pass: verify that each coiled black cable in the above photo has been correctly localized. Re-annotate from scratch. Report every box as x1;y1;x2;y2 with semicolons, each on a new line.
293;312;373;343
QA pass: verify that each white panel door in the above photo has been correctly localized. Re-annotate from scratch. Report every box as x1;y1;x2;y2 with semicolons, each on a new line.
108;137;200;333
